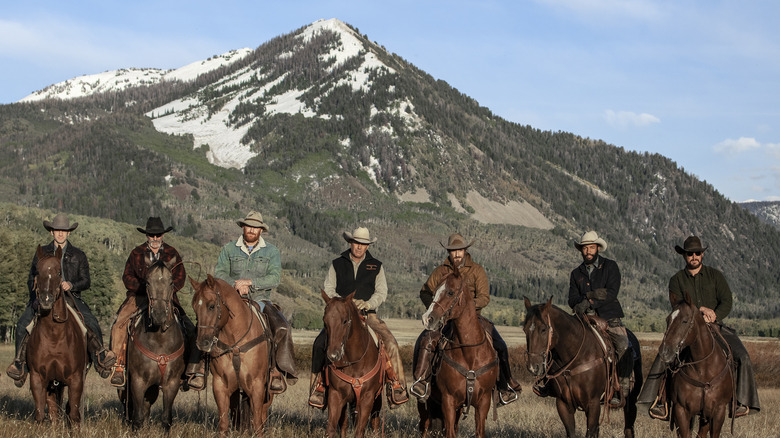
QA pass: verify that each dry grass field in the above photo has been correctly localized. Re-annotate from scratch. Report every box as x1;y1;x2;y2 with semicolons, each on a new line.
0;320;777;437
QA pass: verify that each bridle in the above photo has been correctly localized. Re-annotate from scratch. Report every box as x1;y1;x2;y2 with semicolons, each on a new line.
145;260;183;331
527;307;588;382
327;302;370;368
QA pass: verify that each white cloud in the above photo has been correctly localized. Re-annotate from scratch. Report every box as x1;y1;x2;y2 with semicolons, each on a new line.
713;137;761;155
604;110;660;128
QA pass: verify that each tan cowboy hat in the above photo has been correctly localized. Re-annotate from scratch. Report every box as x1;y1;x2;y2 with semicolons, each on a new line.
574;231;607;251
675;235;708;255
440;233;474;250
43;213;78;232
343;227;377;244
237;211;269;231
137;217;174;235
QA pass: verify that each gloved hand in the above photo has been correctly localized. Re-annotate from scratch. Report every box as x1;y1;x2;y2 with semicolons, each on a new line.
353;299;371;312
586;288;608;301
573;299;591;315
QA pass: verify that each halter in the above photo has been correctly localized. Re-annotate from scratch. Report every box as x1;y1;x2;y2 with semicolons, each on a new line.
328;303;370;368
145;259;183;331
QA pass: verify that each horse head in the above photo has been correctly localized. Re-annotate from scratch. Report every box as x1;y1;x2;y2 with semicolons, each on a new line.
421;268;466;331
321;290;364;365
35;245;63;312
145;254;178;331
523;296;557;377
659;292;699;365
190;274;229;353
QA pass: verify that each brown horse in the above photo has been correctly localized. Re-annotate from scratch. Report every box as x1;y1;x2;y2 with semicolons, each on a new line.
190;274;272;437
523;297;641;438
418;268;498;438
320;290;385;438
120;255;186;431
657;293;734;438
26;245;89;426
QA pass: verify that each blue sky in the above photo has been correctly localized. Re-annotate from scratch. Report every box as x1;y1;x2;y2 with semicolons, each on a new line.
2;0;779;202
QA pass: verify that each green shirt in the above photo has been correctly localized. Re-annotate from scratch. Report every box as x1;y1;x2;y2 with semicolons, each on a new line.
668;264;733;322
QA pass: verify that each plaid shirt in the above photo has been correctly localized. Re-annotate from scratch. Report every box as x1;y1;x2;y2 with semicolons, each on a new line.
122;242;186;304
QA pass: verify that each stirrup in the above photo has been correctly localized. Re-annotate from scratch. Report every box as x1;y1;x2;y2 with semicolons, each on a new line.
269;371;287;394
649;399;669;421
109;365;126;387
387;382;409;407
308;386;326;410
499;385;519;405
410;378;430;402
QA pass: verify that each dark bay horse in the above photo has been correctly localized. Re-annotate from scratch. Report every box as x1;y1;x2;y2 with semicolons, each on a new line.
419;268;498;438
321;290;384;438
658;293;734;438
523;297;641;438
190;274;272;437
27;245;89;426
120;255;186;431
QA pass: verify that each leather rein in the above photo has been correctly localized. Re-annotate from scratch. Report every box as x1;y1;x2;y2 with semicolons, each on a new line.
327;309;386;402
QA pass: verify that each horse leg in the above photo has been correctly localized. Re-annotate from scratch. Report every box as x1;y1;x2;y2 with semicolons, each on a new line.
161;378;181;433
248;383;268;436
326;392;347;438
709;404;728;438
440;395;458;438
555;397;577;438
369;395;382;432
473;393;492;438
671;403;692;438
584;400;601;438
67;377;85;427
417;400;430;437
697;416;712;438
213;382;232;436
47;385;61;425
352;392;376;438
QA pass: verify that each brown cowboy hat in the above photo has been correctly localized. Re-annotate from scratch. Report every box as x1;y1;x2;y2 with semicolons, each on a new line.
675;235;708;255
137;217;173;235
237;211;269;231
574;231;608;251
43;213;78;232
440;233;474;250
343;227;377;244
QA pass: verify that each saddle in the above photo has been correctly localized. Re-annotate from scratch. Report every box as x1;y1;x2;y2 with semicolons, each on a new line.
28;293;88;338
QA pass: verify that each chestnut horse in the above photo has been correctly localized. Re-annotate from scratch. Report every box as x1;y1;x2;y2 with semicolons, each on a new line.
190;275;272;437
657;293;734;438
419;268;498;438
26;245;89;426
320;290;385;438
523;297;641;438
120;255;186;431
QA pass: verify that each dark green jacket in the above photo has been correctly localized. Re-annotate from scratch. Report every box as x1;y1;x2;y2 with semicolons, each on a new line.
668;264;733;322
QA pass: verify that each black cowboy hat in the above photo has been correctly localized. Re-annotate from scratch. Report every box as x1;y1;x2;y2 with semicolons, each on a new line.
674;235;708;255
137;217;173;235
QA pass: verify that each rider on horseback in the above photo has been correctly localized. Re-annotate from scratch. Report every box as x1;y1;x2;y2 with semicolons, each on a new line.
6;213;116;386
553;231;631;408
638;235;760;419
309;227;410;409
214;211;298;394
108;217;205;389
411;233;522;405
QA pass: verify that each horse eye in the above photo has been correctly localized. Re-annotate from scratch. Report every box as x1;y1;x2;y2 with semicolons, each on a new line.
208;304;216;311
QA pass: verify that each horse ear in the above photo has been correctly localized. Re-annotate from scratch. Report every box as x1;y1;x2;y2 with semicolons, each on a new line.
321;289;331;304
145;252;155;267
205;274;216;288
684;291;693;305
54;245;62;259
544;296;553;311
36;245;44;260
189;276;199;291
346;291;356;301
524;296;532;310
164;255;179;270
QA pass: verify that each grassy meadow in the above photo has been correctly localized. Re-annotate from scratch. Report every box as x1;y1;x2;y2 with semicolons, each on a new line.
0;321;778;437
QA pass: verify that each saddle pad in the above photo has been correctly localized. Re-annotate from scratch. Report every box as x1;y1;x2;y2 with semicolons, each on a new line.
366;324;379;346
27;302;87;338
588;324;610;360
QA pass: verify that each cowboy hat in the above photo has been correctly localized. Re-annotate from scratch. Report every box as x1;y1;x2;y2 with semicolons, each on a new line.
574;231;607;251
343;227;377;244
440;233;474;251
43;213;78;232
674;235;708;255
237;211;269;231
137;217;174;235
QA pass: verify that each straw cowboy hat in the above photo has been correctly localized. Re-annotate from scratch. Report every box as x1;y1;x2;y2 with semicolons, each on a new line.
440;233;474;251
343;227;377;244
136;217;174;235
237;211;269;231
574;231;608;251
43;213;78;232
674;235;708;255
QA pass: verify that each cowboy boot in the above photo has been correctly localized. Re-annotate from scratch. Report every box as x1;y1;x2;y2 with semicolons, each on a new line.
87;329;116;378
6;333;29;387
308;371;326;410
498;376;522;405
410;332;438;402
264;304;298;393
184;360;206;391
109;338;128;387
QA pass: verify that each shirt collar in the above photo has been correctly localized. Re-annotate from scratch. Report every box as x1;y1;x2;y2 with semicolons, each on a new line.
237;235;266;254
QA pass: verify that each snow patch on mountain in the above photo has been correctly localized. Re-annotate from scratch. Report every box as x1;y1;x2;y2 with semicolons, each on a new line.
20;49;252;102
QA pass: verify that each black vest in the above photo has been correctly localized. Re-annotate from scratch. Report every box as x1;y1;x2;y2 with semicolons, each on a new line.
332;250;382;304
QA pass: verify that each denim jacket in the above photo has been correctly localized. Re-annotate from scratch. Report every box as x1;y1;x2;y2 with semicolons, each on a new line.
215;235;281;302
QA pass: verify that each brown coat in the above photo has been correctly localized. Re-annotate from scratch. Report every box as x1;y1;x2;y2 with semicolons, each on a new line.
420;252;490;314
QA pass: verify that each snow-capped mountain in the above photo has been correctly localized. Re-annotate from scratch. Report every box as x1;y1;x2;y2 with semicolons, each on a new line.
741;200;780;230
20;48;253;103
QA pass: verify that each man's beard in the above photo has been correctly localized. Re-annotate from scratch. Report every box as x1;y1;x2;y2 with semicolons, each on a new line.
582;251;598;265
243;230;259;246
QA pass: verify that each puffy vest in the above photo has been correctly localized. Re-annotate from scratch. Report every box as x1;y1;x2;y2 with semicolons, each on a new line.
332;250;382;306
